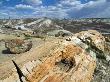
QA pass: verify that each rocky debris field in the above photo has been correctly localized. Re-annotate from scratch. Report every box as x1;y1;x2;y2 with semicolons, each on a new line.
0;29;110;82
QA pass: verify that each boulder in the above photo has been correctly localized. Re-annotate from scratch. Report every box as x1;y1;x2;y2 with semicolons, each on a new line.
47;30;72;37
5;39;32;54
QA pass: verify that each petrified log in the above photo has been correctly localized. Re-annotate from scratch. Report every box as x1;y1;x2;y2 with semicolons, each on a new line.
27;43;96;82
1;30;99;82
5;39;32;54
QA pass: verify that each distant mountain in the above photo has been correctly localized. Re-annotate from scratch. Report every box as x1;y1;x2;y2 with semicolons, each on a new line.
0;18;110;34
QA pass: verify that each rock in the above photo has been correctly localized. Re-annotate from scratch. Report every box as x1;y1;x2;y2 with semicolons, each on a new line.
73;30;106;59
21;60;42;76
104;42;110;56
75;30;105;51
106;55;110;62
55;30;72;37
5;39;32;54
47;30;72;37
26;41;96;82
55;31;65;37
2;25;12;29
0;60;42;82
91;58;110;82
103;34;110;42
14;25;29;31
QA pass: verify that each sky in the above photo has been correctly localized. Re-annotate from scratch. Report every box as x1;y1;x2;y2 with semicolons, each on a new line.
0;0;110;19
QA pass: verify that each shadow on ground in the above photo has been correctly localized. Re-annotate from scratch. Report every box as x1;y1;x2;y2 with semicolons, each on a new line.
2;49;13;54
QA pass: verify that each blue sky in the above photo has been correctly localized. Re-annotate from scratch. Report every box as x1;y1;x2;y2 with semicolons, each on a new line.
0;0;110;19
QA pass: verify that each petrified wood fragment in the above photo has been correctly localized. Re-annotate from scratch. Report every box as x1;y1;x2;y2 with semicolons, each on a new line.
5;39;32;54
27;43;96;82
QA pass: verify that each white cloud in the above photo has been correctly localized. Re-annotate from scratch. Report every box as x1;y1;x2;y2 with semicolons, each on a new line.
60;0;81;6
23;0;42;5
30;0;109;18
84;0;106;8
6;0;10;1
32;6;68;18
0;0;110;18
0;12;8;15
52;0;109;18
58;0;106;10
0;7;19;19
15;4;34;9
84;3;110;18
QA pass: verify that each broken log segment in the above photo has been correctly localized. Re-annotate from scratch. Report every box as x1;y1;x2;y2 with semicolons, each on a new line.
27;43;96;82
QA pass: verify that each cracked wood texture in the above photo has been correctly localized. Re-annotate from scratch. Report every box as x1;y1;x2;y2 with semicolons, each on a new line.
27;44;96;82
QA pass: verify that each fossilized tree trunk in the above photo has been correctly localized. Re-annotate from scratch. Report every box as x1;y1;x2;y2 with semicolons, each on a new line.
27;43;96;82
